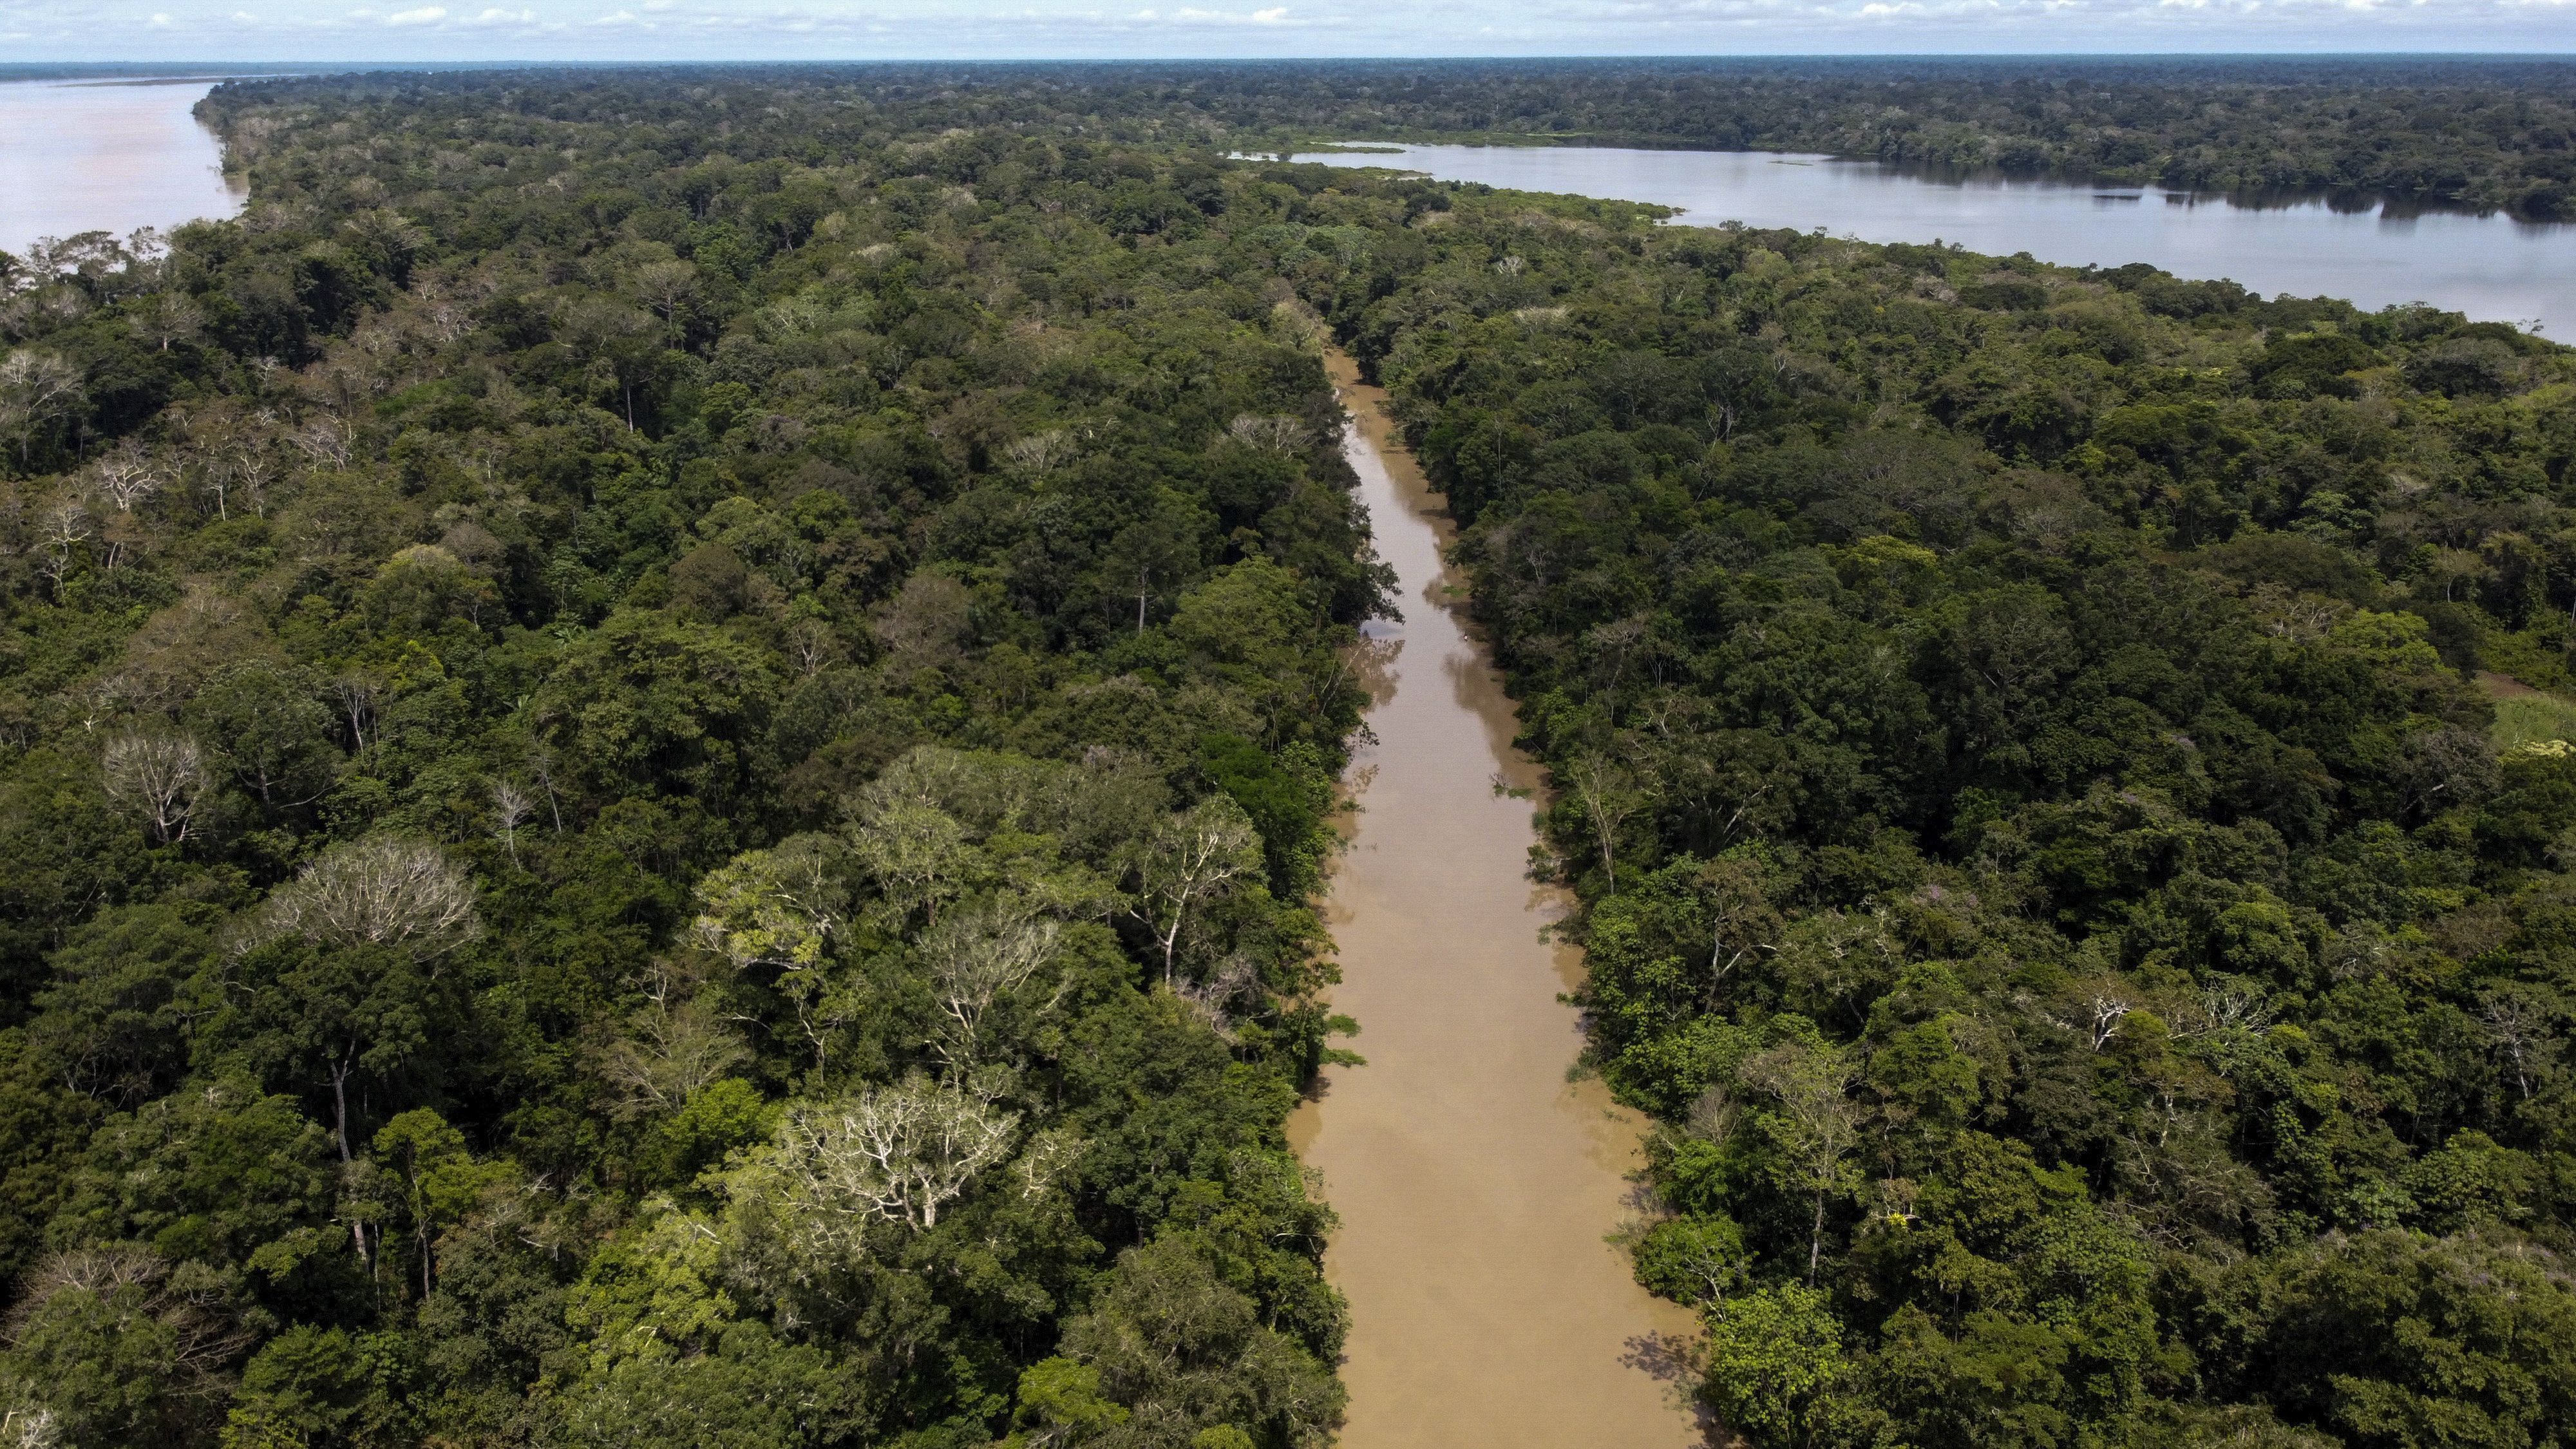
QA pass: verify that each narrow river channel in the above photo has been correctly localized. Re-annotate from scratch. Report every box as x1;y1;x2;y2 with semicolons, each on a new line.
1287;345;1709;1448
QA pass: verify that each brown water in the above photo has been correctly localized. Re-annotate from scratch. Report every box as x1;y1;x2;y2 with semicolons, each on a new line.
0;79;244;256
1288;345;1708;1448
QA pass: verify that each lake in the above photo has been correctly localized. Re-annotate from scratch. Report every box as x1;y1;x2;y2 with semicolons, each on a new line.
1293;144;2576;339
0;78;243;258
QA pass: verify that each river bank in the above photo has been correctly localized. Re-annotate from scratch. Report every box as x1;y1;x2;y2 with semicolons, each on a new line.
1286;333;1709;1448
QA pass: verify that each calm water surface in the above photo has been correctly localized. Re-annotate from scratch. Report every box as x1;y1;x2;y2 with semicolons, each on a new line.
0;79;243;256
1287;341;1708;1448
1294;144;2576;338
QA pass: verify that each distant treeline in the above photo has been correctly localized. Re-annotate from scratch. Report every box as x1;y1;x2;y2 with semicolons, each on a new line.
257;57;2576;220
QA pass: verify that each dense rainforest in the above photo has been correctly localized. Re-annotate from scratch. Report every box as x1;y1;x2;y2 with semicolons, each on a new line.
1315;115;2576;1449
10;62;2576;1449
0;71;1396;1449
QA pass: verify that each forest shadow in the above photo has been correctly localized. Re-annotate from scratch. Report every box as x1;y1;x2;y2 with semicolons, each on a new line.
1623;1330;1730;1446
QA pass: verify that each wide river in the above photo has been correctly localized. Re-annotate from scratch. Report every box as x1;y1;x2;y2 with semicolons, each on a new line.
1287;341;1708;1447
0;78;242;257
1294;143;2576;339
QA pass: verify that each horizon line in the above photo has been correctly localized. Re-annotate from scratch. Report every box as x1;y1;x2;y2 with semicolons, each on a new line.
14;51;2576;65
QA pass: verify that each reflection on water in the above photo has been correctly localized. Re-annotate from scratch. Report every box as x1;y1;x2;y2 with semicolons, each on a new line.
1294;143;2576;338
1288;339;1708;1448
0;79;243;256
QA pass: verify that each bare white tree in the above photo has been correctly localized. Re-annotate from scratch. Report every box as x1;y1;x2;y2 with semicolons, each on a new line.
1130;797;1263;986
783;616;844;677
2170;980;2275;1041
632;259;701;327
128;291;203;352
242;835;482;961
289;415;353;471
33;500;89;592
491;780;533;864
89;447;164;513
524;744;565;833
0;349;82;466
1016;1126;1084;1201
1563;753;1640;891
916;902;1061;1071
1226;413;1307;452
2479;985;2558;1102
772;1076;1016;1234
0;1403;59;1449
594;985;749;1121
100;730;207;844
330;672;379;753
225;426;280;518
1739;1038;1861;1285
2048;978;2134;1052
1001;428;1077;477
1174;952;1260;1040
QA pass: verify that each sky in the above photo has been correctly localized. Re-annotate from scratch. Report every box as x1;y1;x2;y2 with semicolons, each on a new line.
4;0;2575;64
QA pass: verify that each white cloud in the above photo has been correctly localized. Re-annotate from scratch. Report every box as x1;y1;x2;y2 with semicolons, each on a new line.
0;0;2557;59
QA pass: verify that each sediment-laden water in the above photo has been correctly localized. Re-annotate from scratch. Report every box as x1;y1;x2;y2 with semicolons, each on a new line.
1287;345;1707;1448
0;78;243;256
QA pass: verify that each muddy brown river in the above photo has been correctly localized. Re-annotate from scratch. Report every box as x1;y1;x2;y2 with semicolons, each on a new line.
1287;345;1708;1447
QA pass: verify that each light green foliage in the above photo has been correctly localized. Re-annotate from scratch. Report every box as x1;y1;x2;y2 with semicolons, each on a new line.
692;835;848;973
2490;690;2576;752
1702;1285;1846;1449
1014;1356;1130;1435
